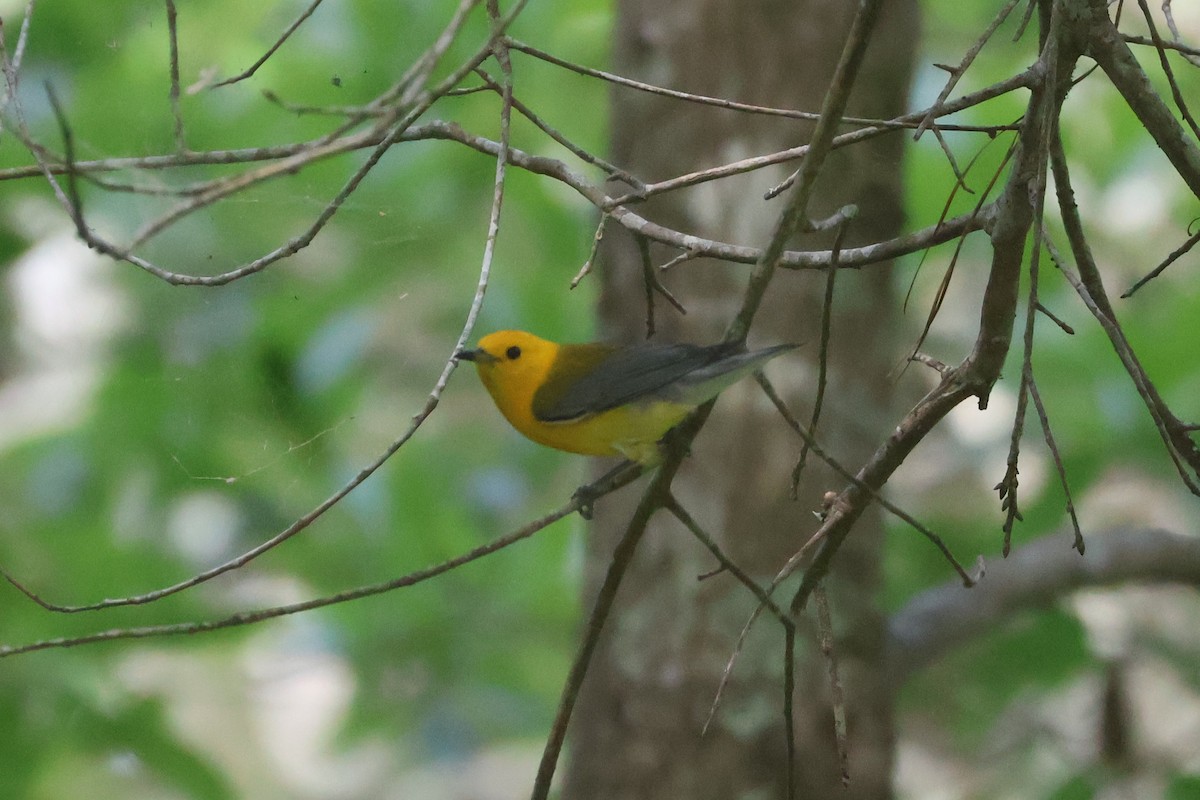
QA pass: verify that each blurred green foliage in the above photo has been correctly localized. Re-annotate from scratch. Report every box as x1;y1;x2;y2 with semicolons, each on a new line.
0;0;606;796
1;0;1198;797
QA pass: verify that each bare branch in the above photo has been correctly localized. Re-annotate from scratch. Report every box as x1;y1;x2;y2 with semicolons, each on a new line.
1035;300;1075;333
1134;0;1200;141
420;118;997;270
664;496;791;627
0;0;498;286
1122;32;1200;59
907;138;1017;365
531;415;702;800
636;235;687;338
999;14;1060;552
757;374;978;589
783;626;797;800
0;0;37;122
790;218;846;494
210;0;329;88
912;0;1023;140
0;16;521;615
814;587;850;787
164;0;186;151
728;0;887;343
1048;132;1200;493
1087;0;1200;196
10;0;36;73
785;10;1075;614
570;213;607;289
0;483;635;658
763;71;1032;201
1028;374;1085;554
1121;222;1200;298
888;527;1200;686
473;67;643;189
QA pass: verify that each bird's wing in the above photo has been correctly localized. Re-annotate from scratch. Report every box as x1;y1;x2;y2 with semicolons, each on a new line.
532;341;748;423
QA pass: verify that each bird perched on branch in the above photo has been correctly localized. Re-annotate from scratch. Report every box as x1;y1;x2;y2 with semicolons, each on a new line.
456;330;795;464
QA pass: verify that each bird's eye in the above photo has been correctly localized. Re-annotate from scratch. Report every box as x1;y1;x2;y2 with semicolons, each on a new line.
506;345;521;360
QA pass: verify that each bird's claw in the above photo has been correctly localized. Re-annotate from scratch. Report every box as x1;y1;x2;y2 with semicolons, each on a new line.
572;484;597;519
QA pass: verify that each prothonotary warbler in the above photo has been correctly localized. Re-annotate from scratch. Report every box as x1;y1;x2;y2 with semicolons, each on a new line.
455;330;796;464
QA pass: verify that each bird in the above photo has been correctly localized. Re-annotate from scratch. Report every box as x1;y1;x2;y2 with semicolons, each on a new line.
455;330;796;464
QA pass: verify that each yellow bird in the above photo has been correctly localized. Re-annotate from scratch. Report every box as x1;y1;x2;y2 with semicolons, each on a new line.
456;330;795;464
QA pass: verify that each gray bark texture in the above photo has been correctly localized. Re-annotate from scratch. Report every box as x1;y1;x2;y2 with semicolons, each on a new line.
563;1;920;798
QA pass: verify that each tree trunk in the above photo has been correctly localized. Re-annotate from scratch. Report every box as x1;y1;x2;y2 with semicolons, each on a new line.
564;1;918;797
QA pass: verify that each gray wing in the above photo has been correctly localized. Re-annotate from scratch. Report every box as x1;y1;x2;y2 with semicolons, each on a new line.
534;341;791;422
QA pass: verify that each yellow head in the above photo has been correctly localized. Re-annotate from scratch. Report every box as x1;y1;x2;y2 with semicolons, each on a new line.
455;330;561;428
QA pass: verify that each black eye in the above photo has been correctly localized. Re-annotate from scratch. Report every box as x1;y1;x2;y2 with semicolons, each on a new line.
506;345;521;360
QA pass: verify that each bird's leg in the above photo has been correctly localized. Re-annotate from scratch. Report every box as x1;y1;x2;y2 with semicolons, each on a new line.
572;459;642;519
658;425;694;460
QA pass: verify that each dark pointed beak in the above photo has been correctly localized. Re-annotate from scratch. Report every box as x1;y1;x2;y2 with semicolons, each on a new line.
455;347;497;364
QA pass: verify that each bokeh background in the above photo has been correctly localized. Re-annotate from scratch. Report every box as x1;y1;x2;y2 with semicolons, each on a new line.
1;1;1198;797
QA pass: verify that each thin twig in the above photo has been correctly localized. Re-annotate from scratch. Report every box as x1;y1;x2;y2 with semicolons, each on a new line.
211;0;328;88
1120;33;1200;58
473;67;643;190
909;352;951;375
9;2;516;286
728;0;887;343
1035;301;1075;334
511;36;1020;142
756;72;1033;202
1027;373;1085;554
783;624;797;800
0;11;523;614
907;136;1018;363
0;0;38;119
759;374;977;587
664;496;792;627
164;0;186;152
931;125;974;193
1135;0;1200;141
1013;0;1038;42
913;0;1023;140
637;235;657;337
11;0;36;74
261;88;391;116
0;475;643;658
814;587;850;787
570;213;607;288
510;37;888;128
998;372;1030;551
1048;132;1200;493
705;592;779;738
0;135;376;180
43;84;87;237
1000;12;1059;554
791;218;847;495
636;235;687;338
1122;225;1200;298
658;248;702;271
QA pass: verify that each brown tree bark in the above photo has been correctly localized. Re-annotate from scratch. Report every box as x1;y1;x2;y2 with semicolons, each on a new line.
563;1;918;798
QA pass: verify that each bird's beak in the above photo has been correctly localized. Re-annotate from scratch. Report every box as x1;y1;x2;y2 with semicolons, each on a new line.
455;347;496;364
